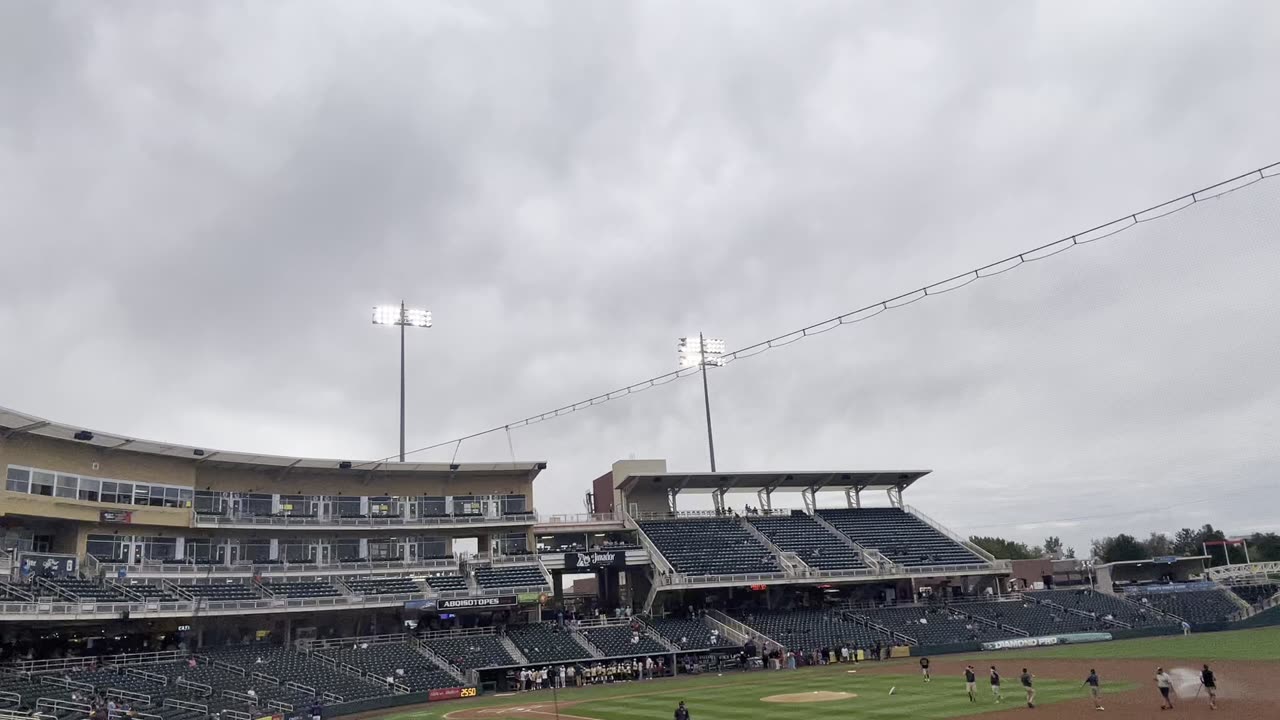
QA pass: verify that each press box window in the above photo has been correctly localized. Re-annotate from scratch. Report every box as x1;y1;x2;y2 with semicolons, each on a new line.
5;467;30;493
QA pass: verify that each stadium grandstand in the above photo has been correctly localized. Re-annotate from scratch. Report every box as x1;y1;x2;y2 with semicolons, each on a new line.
3;406;1278;715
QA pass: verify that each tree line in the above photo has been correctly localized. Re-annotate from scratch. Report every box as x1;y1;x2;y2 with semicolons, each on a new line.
968;525;1280;566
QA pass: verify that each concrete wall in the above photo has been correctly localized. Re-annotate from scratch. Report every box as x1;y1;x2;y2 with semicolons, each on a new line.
611;459;668;515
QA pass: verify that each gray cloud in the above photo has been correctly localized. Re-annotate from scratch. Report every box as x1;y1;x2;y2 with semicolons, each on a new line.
2;0;1279;555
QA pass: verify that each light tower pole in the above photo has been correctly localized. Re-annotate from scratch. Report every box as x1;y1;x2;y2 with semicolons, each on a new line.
373;302;432;461
678;333;725;472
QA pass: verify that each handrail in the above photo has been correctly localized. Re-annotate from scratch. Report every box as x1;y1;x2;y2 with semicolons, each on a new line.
162;698;209;714
266;700;293;713
221;689;259;706
706;609;778;649
106;688;152;705
40;676;95;692
101;557;461;576
903;505;999;564
220;710;251;720
251;671;280;686
535;512;624;525
193;512;537;528
0;691;21;707
176;678;212;696
126;668;169;684
415;640;468;684
36;699;90;715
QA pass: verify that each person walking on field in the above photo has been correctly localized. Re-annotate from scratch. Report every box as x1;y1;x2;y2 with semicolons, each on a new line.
1082;668;1104;711
989;666;1002;703
674;700;690;720
1020;668;1036;708
964;666;977;703
1156;667;1175;710
1200;664;1218;710
920;657;931;682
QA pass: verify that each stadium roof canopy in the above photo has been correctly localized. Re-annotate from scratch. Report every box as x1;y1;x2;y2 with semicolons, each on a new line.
617;470;930;494
0;405;544;477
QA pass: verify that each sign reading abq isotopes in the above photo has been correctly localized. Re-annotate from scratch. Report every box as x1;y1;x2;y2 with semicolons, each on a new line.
436;595;518;610
564;550;627;570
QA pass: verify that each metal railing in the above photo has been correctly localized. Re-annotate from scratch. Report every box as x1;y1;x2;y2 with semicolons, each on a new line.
194;512;537;528
163;698;209;714
1207;560;1280;582
535;512;624;525
97;556;459;576
903;505;999;564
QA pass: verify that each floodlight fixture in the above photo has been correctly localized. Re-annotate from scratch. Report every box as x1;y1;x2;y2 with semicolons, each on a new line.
677;332;724;472
677;336;726;368
373;301;433;461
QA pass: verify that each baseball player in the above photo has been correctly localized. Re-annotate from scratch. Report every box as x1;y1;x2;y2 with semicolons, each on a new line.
1020;668;1036;708
964;665;977;702
989;666;1002;703
1155;667;1175;709
1200;664;1217;710
1082;668;1104;711
920;656;931;682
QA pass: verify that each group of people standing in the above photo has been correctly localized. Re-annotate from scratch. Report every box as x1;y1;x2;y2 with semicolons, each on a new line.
516;657;665;691
922;658;1220;711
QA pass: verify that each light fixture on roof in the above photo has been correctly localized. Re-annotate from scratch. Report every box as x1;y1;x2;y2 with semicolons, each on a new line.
73;430;94;442
339;461;352;470
372;301;433;462
677;333;724;472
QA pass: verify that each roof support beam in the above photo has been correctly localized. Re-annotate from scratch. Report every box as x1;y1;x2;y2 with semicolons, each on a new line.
0;420;50;439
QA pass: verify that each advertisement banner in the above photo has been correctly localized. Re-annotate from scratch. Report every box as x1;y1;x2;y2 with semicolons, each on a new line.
428;687;478;702
436;595;517;611
563;550;627;571
1123;582;1216;594
517;592;546;605
404;599;438;611
18;553;78;579
982;632;1112;651
99;510;133;524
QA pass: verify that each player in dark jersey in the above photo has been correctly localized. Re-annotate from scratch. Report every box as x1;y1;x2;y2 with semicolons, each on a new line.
1021;668;1036;708
920;657;931;682
989;666;1002;703
1082;669;1103;711
964;665;977;702
1201;665;1217;710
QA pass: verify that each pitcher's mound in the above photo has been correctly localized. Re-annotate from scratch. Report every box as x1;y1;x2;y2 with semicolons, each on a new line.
761;691;857;703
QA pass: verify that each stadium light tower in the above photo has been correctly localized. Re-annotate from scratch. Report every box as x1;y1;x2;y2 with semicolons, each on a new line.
372;302;432;462
678;333;725;472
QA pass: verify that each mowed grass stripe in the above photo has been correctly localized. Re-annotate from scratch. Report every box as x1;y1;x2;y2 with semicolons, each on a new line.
961;626;1280;662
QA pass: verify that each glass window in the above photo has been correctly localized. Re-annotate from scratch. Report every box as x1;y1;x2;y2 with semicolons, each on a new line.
333;539;361;561
369;497;394;517
242;493;272;516
502;495;527;514
334;497;362;518
31;471;55;497
55;474;78;499
453;496;482;516
194;490;222;513
421;496;447;516
133;484;150;505
178;489;193;507
185;539;212;560
6;467;30;493
115;482;132;504
79;478;101;502
145;537;177;561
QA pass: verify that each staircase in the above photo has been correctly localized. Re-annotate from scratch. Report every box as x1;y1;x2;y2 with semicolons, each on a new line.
812;513;889;572
570;630;605;659
498;633;529;665
738;518;810;575
415;639;468;684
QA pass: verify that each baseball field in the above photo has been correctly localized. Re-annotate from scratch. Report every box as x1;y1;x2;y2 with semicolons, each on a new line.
371;626;1279;720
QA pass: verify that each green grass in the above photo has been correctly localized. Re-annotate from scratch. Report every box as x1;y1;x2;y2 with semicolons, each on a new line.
379;666;1130;720
970;626;1280;662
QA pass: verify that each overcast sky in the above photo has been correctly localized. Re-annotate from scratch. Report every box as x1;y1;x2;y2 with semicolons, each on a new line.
3;1;1279;557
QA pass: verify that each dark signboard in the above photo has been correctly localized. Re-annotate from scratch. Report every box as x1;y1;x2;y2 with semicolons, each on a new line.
404;599;437;611
437;595;517;610
100;510;134;524
18;553;78;579
428;687;477;701
564;550;627;571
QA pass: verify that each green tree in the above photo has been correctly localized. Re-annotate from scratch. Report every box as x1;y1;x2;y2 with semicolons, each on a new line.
1144;532;1173;557
1099;534;1147;563
1245;532;1280;562
1172;528;1199;555
1064;546;1076;559
969;536;1038;560
1043;536;1064;559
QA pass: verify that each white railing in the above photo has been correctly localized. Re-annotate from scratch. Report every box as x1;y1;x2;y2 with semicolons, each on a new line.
903;505;999;564
220;710;250;720
630;510;726;521
36;699;90;716
163;698;209;714
194;512;536;528
705;609;777;648
98;556;459;576
1207;561;1280;582
13;650;186;673
0;590;440;618
126;668;169;684
106;688;152;705
301;632;408;650
535;512;625;525
415;640;468;684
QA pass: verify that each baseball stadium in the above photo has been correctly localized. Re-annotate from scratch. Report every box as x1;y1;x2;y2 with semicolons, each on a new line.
2;406;1278;720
